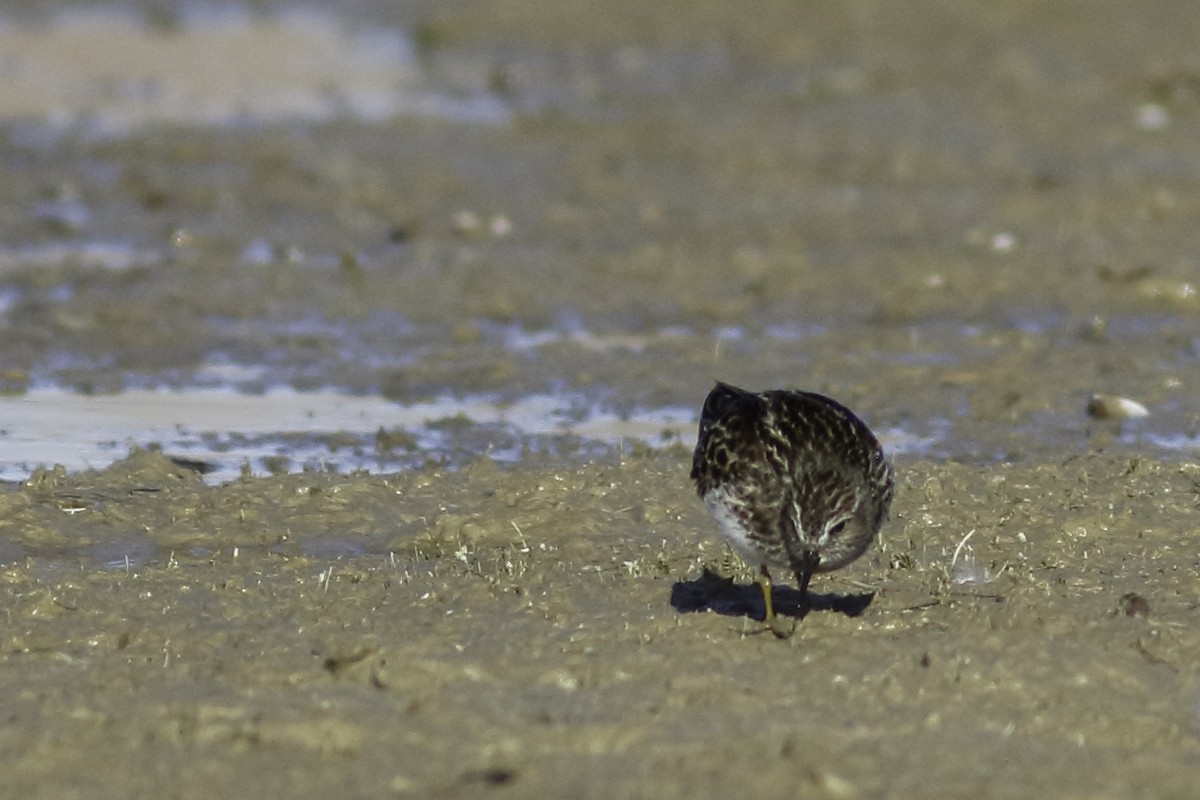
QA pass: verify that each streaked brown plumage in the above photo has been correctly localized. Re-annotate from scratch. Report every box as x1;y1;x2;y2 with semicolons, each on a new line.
690;382;893;637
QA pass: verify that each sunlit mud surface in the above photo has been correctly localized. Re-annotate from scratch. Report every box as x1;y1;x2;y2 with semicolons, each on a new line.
2;1;1200;797
5;450;1199;798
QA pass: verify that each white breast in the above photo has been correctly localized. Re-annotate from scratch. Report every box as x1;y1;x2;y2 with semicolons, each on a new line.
702;486;785;569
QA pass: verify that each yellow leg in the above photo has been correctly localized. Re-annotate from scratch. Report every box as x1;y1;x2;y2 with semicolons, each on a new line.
758;565;795;639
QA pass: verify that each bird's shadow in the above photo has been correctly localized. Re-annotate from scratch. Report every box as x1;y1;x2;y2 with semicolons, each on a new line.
669;567;874;623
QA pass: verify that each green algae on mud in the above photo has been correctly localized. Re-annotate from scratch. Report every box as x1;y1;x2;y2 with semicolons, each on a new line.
2;450;1199;798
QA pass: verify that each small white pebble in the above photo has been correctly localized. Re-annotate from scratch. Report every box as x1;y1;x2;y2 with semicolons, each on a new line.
1136;103;1170;131
990;232;1017;252
489;215;512;236
1087;394;1149;419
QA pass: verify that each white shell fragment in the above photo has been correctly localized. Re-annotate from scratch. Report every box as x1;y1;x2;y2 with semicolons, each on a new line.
1086;394;1149;420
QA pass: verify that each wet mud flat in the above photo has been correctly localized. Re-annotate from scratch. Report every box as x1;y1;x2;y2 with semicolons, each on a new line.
2;0;1200;796
3;449;1199;798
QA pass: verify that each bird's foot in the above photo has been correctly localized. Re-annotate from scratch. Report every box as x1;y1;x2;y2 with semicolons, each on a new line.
766;613;797;639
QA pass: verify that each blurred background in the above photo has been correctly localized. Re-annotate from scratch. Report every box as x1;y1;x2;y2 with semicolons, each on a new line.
1;0;1199;480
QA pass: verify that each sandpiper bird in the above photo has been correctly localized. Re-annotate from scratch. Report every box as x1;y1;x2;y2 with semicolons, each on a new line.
691;382;893;637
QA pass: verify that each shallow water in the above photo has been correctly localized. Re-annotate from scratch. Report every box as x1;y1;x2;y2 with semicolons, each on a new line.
0;386;698;484
0;6;506;136
2;4;1199;478
2;2;1200;798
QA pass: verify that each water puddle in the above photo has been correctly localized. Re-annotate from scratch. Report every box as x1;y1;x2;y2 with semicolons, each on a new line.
0;383;981;488
0;241;163;275
0;6;508;139
0;387;699;484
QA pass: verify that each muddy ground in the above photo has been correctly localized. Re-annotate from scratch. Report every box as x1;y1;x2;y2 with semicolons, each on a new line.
3;0;1200;798
3;449;1199;799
